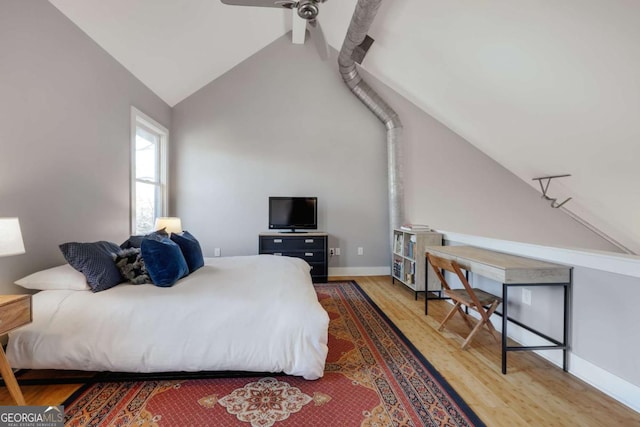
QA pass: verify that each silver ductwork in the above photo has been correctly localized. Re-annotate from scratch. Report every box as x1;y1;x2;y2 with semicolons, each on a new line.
338;0;404;251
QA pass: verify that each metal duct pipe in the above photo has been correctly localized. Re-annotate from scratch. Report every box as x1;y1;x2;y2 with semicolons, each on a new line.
338;0;404;252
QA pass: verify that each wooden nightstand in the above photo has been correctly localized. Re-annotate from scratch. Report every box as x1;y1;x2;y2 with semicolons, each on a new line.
0;295;32;405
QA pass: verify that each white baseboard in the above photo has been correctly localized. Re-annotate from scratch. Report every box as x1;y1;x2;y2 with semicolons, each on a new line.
569;354;640;413
449;300;640;413
328;266;389;277
515;322;640;413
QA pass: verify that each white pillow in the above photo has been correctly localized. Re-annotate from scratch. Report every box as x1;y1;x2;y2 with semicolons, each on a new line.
15;264;90;291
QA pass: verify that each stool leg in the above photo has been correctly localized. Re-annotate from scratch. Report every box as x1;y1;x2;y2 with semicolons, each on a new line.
461;318;486;350
457;305;475;330
484;301;501;344
438;302;462;331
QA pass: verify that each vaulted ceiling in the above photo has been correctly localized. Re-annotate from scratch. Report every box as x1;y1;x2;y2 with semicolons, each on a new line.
48;0;640;254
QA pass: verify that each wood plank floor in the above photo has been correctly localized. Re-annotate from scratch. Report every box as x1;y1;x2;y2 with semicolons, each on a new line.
1;275;639;426
353;276;640;426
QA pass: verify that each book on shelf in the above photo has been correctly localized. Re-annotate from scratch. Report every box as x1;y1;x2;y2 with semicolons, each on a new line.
400;224;431;232
404;237;416;259
392;258;403;278
393;233;404;254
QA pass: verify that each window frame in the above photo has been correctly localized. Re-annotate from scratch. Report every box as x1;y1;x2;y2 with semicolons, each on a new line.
130;106;169;235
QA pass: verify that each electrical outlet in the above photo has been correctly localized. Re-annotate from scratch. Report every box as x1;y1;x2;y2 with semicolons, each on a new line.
522;288;532;305
214;248;221;257
357;247;364;256
329;248;335;256
335;248;341;256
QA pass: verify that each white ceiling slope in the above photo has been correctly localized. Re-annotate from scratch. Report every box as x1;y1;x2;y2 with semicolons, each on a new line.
49;0;640;254
48;0;290;106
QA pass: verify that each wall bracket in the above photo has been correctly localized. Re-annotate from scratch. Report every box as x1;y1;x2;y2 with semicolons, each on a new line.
532;174;572;208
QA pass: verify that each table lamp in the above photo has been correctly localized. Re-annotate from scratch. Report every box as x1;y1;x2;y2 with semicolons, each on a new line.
154;217;182;235
0;218;25;257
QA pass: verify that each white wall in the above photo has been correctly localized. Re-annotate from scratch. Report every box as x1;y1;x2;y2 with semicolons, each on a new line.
359;67;621;252
322;0;640;254
0;1;171;292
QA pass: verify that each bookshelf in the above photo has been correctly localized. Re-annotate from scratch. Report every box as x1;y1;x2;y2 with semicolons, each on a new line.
392;228;442;299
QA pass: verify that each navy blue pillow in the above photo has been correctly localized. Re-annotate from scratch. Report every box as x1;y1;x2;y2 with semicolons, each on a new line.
59;241;122;292
120;228;168;249
170;231;204;273
141;237;189;287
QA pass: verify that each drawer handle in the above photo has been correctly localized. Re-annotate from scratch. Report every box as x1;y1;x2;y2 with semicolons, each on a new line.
274;239;282;243
305;252;313;257
274;252;283;256
305;239;314;243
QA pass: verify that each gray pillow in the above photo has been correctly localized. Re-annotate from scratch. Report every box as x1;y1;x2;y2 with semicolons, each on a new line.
114;248;151;284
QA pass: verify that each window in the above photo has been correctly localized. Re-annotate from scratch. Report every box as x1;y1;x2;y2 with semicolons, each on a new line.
131;107;168;234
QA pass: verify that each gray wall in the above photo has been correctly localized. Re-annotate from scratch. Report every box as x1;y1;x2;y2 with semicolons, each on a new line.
572;267;640;386
171;36;389;269
172;34;617;273
0;1;171;292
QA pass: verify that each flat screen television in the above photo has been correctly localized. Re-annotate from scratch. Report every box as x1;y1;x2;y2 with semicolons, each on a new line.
268;197;317;232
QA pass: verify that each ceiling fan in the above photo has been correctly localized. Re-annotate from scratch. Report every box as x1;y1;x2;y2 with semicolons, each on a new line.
220;0;330;60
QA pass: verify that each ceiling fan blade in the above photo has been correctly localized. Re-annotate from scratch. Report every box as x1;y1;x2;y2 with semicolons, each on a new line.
220;0;285;8
291;10;307;44
308;19;329;60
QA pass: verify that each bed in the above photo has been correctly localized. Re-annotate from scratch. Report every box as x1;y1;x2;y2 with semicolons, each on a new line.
6;255;329;380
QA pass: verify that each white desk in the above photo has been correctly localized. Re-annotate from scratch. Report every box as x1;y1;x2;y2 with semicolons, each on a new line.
425;245;572;374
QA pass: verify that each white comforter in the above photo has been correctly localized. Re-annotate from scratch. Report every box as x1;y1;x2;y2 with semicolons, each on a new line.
7;256;329;380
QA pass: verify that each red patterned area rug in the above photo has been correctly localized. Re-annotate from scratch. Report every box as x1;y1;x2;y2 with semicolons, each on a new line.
63;281;485;426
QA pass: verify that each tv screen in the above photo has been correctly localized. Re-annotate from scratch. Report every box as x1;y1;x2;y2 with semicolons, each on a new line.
269;197;317;231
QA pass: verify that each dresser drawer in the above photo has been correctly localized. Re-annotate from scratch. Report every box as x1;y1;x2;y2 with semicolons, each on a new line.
259;233;328;283
260;236;325;251
0;295;32;335
308;262;327;275
266;251;324;262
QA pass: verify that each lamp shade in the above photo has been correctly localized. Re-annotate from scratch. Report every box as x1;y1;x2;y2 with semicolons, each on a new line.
0;218;25;257
154;217;182;235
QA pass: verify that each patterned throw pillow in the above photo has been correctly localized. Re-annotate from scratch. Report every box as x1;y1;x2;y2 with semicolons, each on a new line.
59;241;122;292
114;248;151;284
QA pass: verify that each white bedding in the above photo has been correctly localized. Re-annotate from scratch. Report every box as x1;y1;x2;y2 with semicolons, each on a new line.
7;255;329;380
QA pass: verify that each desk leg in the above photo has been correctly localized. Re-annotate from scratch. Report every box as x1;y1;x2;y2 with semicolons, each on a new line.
0;346;26;405
424;262;429;315
502;283;508;374
563;282;569;372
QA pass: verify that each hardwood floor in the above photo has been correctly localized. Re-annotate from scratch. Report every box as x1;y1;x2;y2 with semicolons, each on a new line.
352;276;640;426
1;275;638;426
